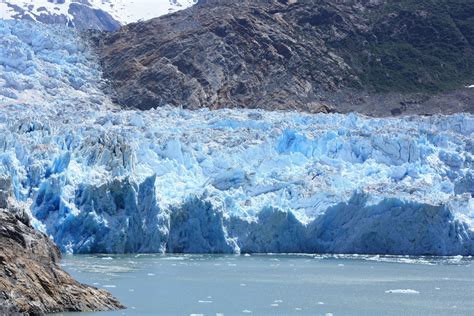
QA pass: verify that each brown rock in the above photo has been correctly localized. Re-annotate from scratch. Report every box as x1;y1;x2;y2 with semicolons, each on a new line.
90;0;474;116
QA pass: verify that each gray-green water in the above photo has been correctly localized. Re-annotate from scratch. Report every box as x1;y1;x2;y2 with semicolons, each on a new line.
55;254;474;316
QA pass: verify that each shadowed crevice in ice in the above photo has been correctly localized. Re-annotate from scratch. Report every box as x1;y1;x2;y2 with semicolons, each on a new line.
227;207;307;253
167;197;236;254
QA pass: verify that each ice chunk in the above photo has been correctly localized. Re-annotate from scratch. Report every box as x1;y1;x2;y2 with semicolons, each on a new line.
385;289;420;294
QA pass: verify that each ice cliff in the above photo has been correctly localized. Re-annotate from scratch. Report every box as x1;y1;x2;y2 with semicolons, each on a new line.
0;20;473;255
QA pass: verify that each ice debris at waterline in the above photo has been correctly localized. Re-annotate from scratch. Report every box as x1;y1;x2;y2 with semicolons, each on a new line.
0;20;473;255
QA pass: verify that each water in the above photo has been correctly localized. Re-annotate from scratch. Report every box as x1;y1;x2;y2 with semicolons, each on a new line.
55;254;474;316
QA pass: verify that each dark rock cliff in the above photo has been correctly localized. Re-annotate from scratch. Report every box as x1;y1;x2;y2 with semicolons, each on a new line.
91;0;474;115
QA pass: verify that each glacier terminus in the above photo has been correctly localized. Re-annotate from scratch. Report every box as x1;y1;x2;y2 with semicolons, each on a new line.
0;19;473;256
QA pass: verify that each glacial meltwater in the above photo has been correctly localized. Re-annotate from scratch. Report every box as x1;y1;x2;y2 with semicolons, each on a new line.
53;254;473;316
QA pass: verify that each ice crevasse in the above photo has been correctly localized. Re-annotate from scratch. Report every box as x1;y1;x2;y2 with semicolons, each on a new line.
0;19;473;255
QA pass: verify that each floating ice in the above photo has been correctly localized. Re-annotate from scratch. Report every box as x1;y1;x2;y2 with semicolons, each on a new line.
385;289;420;294
0;20;473;256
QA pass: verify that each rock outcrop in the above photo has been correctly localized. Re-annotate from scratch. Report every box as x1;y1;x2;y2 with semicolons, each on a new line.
0;178;124;315
91;0;474;115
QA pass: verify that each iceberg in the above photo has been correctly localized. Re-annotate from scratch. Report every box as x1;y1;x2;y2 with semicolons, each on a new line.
0;20;473;255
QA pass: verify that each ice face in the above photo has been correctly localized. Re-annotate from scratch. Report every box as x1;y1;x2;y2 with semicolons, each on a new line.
0;20;473;255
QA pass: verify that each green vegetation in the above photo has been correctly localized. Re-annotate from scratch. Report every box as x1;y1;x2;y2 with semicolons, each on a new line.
339;0;474;93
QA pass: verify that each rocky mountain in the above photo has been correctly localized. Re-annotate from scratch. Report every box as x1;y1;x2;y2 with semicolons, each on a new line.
0;0;197;31
0;178;124;315
92;0;474;115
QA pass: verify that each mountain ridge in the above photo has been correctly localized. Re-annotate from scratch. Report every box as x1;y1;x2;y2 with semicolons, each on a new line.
92;0;474;115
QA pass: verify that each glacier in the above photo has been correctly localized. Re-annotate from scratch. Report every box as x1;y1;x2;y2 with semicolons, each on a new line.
0;19;473;255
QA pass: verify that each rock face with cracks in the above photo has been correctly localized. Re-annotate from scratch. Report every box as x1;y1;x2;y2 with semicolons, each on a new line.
92;0;474;115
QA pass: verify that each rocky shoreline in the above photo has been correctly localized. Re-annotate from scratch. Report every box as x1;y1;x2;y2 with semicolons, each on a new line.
0;179;124;316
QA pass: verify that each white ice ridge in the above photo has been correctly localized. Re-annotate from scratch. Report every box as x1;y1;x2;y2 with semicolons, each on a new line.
0;20;473;255
385;289;420;294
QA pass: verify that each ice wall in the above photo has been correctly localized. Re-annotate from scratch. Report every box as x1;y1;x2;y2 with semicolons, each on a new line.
0;20;473;255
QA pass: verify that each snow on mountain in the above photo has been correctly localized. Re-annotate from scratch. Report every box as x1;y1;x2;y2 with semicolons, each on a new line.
104;0;198;24
0;20;473;255
0;0;197;30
